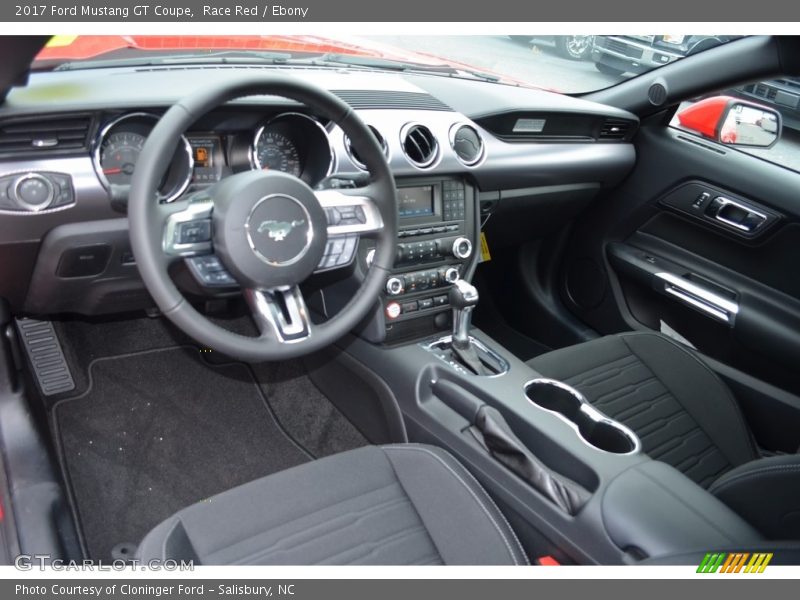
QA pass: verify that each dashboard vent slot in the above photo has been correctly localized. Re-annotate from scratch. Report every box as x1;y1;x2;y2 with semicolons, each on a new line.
598;118;634;141
333;90;451;111
345;126;389;170
401;124;438;168
0;114;93;155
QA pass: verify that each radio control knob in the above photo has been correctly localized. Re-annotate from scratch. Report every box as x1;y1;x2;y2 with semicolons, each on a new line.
444;267;460;283
385;277;405;296
452;237;473;259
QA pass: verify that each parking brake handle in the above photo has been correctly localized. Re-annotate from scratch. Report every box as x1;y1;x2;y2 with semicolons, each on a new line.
471;405;590;515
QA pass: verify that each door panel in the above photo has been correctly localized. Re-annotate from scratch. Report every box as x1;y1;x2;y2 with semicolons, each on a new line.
561;117;800;431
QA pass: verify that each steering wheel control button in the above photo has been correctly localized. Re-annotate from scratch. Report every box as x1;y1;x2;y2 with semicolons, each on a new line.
246;194;313;267
186;256;238;287
385;301;401;320
177;220;212;245
316;234;358;271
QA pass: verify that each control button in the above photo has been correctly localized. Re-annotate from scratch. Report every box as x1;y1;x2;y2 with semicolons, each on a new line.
177;220;212;244
446;224;459;232
353;205;366;223
692;192;711;209
443;266;460;283
386;277;405;296
14;173;54;211
452;237;473;259
432;226;446;233
406;229;420;236
190;255;224;274
433;294;448;306
401;301;419;313
385;301;401;320
322;254;339;268
419;227;433;235
0;182;12;209
205;270;237;286
418;298;434;310
324;207;341;225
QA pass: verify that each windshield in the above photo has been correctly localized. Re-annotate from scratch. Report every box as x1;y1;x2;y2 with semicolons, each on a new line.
35;35;742;94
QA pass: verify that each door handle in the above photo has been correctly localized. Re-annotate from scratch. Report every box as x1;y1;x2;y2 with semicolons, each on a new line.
655;272;739;325
707;196;767;233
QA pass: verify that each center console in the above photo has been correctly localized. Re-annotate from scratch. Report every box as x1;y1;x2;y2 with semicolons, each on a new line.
371;177;479;344
330;180;763;564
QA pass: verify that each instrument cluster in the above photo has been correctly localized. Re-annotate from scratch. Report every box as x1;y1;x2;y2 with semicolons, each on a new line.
93;111;335;202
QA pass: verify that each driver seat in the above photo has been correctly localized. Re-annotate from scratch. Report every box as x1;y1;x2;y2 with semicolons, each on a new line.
136;444;527;565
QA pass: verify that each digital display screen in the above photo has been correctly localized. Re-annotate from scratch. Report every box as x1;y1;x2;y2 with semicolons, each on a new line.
398;185;434;218
188;136;221;183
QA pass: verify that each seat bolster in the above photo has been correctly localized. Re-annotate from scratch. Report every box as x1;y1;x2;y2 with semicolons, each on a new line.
381;444;527;566
710;454;800;540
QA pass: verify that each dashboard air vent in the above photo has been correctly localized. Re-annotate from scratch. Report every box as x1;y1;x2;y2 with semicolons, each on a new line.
401;124;438;168
0;114;93;156
333;90;451;111
450;123;484;166
345;126;389;170
598;118;634;141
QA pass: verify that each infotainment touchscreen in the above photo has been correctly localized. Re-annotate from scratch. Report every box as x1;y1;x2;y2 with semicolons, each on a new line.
398;185;435;218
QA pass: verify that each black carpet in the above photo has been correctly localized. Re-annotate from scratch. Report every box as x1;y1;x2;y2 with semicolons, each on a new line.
52;346;315;561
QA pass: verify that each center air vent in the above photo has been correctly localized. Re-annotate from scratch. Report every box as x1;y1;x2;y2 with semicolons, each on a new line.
450;123;485;166
598;118;634;141
401;123;438;168
0;113;93;157
345;125;389;170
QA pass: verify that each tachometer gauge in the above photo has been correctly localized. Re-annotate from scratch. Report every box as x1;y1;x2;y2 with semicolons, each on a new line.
98;131;146;185
253;131;302;177
93;113;194;203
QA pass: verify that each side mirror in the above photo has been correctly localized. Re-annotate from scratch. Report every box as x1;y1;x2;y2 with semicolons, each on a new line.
676;96;782;148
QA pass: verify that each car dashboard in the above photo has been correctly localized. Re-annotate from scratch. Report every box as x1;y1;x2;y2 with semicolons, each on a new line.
0;65;638;325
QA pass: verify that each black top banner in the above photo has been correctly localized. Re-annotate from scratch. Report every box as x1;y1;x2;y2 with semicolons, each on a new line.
2;0;800;21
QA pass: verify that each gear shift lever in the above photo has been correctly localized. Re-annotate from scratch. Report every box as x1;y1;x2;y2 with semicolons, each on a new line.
449;279;479;349
448;279;487;374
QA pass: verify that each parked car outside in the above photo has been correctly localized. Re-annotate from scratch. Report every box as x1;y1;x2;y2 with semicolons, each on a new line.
591;35;739;76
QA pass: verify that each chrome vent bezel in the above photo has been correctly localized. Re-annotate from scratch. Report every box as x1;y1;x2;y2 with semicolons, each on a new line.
400;123;439;169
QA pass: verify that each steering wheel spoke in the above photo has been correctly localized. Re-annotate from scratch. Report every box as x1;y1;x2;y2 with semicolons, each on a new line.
316;188;384;237
163;191;215;258
245;286;312;343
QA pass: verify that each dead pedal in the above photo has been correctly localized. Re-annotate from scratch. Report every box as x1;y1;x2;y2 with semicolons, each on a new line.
15;318;75;396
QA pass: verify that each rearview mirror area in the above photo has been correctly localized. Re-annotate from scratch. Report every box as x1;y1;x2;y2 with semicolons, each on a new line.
676;96;782;149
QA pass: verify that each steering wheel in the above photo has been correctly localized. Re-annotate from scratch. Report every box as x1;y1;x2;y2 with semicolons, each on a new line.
128;76;397;361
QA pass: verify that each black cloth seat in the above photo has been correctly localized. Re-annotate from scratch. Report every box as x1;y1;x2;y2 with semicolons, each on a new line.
528;331;800;539
137;444;527;565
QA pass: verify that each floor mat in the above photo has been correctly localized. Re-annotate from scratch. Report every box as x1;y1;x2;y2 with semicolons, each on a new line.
52;346;313;561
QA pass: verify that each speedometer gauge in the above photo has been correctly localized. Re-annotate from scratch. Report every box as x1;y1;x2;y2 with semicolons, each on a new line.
253;131;302;176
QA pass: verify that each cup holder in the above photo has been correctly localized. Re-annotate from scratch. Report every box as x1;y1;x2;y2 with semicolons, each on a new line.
524;378;640;455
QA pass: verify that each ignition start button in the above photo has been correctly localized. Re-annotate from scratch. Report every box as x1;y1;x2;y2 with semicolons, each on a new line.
385;301;401;320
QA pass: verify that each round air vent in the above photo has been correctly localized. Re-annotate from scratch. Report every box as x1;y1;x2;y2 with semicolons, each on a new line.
450;123;485;166
401;123;438;168
345;125;388;170
648;80;668;106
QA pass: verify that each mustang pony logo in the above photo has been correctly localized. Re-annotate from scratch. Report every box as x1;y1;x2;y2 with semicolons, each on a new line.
256;219;306;242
